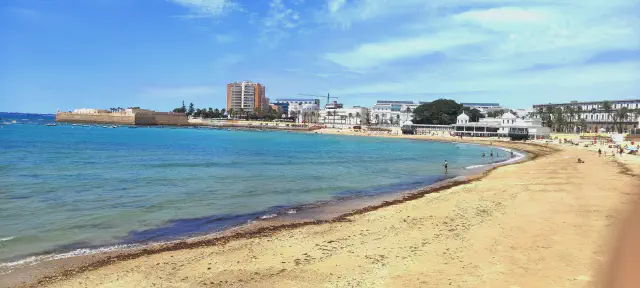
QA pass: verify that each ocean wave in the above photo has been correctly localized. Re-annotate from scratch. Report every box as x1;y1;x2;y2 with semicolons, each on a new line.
464;148;525;170
259;214;278;220
0;236;15;242
0;244;140;269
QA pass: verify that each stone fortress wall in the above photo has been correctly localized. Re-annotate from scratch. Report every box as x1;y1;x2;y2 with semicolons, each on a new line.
56;111;188;126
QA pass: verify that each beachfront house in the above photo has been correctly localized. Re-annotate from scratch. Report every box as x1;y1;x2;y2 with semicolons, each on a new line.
452;112;550;139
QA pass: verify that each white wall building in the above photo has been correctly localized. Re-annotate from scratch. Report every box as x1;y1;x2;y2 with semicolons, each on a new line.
453;112;550;139
461;102;504;115
370;100;420;125
296;103;321;123
319;107;368;127
73;108;101;114
533;99;640;133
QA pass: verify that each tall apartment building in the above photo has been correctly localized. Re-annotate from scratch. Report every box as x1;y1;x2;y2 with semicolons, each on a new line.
226;81;268;112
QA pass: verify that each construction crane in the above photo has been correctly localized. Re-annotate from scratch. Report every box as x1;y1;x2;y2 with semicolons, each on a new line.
298;93;338;108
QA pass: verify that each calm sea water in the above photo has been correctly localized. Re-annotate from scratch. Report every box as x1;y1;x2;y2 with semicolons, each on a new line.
0;113;509;263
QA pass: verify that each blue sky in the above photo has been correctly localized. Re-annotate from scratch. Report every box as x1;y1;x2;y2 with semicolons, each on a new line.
1;0;639;113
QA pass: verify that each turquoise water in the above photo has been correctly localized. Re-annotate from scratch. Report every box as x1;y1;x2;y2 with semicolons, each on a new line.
0;113;510;263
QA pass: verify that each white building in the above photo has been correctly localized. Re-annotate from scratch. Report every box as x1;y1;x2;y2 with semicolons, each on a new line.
274;98;320;118
72;108;102;114
296;103;321;123
319;107;368;127
533;99;640;133
452;112;550;139
461;102;504;115
370;100;420;125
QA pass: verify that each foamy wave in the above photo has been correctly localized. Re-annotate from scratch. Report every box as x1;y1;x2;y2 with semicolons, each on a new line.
464;164;486;169
259;214;278;219
465;148;525;169
0;244;140;269
0;236;15;242
286;209;297;214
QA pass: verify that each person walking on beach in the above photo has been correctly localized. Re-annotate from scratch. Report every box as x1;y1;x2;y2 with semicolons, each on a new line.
443;160;448;173
599;148;602;157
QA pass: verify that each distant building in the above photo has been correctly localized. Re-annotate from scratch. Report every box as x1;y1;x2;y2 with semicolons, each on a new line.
452;112;550;139
226;81;267;112
370;100;420;125
533;99;640;133
461;103;503;115
274;98;320;118
72;108;109;114
319;107;368;127
325;101;344;110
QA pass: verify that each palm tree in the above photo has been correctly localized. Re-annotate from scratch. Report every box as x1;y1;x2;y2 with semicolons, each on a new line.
374;114;380;125
602;101;613;126
577;118;588;133
544;105;556;129
404;107;412;122
228;108;234;119
396;114;400;126
536;107;545;126
348;113;353;125
613;107;630;133
563;106;575;133
238;108;245;120
553;106;564;132
221;108;226;117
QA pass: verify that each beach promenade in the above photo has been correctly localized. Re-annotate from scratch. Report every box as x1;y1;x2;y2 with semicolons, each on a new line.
33;133;640;288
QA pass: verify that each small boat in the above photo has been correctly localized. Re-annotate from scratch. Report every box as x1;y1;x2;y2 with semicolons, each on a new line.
45;123;56;127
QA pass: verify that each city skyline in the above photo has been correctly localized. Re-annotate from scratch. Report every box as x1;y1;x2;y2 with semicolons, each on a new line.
2;0;640;114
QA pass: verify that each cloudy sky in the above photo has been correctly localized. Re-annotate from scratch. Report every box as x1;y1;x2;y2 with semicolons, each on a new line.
1;0;639;113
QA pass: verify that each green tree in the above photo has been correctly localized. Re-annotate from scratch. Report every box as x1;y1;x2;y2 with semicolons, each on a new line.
602;101;613;124
464;108;484;122
220;108;226;117
187;103;195;116
577;118;588;133
412;99;463;125
613;107;630;133
348;113;353;125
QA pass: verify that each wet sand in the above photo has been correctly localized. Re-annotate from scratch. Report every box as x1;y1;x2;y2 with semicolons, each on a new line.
11;133;640;287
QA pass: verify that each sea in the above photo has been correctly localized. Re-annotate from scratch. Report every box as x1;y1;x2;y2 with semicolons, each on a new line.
0;112;512;265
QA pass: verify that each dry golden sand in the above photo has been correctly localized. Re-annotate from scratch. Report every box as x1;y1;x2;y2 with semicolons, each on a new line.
35;134;640;288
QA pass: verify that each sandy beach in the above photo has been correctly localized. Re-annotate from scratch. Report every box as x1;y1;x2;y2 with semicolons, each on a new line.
13;131;640;288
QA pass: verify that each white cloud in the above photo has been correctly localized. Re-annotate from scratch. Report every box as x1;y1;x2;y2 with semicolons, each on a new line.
260;0;303;48
169;0;240;18
328;0;347;13
318;0;640;106
325;30;492;70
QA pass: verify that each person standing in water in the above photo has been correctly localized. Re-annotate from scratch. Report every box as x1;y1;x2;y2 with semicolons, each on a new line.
443;160;448;173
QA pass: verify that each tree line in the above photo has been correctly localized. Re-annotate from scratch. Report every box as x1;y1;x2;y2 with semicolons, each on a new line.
411;99;494;125
172;101;284;121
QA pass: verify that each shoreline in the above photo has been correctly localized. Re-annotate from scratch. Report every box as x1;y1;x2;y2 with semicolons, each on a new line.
2;134;545;288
